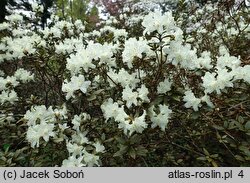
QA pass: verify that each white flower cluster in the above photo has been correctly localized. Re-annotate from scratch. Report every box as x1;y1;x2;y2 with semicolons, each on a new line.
101;96;172;136
55;37;83;54
0;34;41;62
101;98;148;136
24;105;59;148
98;26;128;42
66;41;115;75
202;68;234;94
107;68;141;88
0;69;33;105
201;48;249;96
0;90;18;104
71;113;90;131
122;85;150;108
149;104;172;131
31;2;44;13
157;78;172;94
62;130;105;167
14;68;34;83
122;37;152;68
166;41;213;70
142;11;176;35
6;14;23;23
0;22;10;31
62;75;91;100
183;90;214;111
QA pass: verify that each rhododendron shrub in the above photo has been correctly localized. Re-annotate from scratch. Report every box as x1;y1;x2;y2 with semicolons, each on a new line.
0;1;249;167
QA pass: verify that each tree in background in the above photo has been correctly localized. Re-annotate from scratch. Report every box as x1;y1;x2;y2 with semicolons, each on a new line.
0;0;54;29
55;0;99;30
93;0;128;16
0;0;17;23
40;0;54;29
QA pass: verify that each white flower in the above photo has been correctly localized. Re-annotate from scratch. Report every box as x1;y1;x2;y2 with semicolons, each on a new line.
113;29;128;41
137;84;150;103
31;2;44;12
202;68;234;94
216;52;241;69
117;69;140;89
93;142;105;153
0;90;18;104
122;38;151;68
66;47;94;74
166;41;199;70
83;150;100;167
128;110;148;136
26;123;55;148
142;11;176;35
74;20;85;30
201;94;214;108
58;123;69;131
183;90;202;111
62;75;91;100
197;51;213;69
71;113;90;131
0;22;10;31
107;69;140;89
72;132;89;145
202;72;219;94
54;104;68;120
122;85;138;108
114;106;129;123
62;155;85;167
0;76;19;91
24;105;55;126
234;65;250;83
150;104;172;131
157;78;172;94
66;141;83;156
14;68;34;83
101;98;148;136
101;98;129;123
0;77;6;91
101;98;120;122
72;114;82;131
6;14;23;23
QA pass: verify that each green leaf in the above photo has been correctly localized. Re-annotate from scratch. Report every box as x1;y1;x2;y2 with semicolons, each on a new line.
245;121;250;130
115;136;126;144
212;125;224;130
113;145;128;157
136;146;148;157
190;112;200;120
238;116;244;124
224;121;229;128
151;96;163;105
172;95;181;102
87;94;96;101
129;148;136;159
197;156;206;161
93;89;104;95
3;144;10;152
239;146;250;156
129;134;141;144
235;155;245;162
234;121;244;130
203;148;210;156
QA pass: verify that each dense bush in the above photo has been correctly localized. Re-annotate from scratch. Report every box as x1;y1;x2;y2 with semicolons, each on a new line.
0;1;249;167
